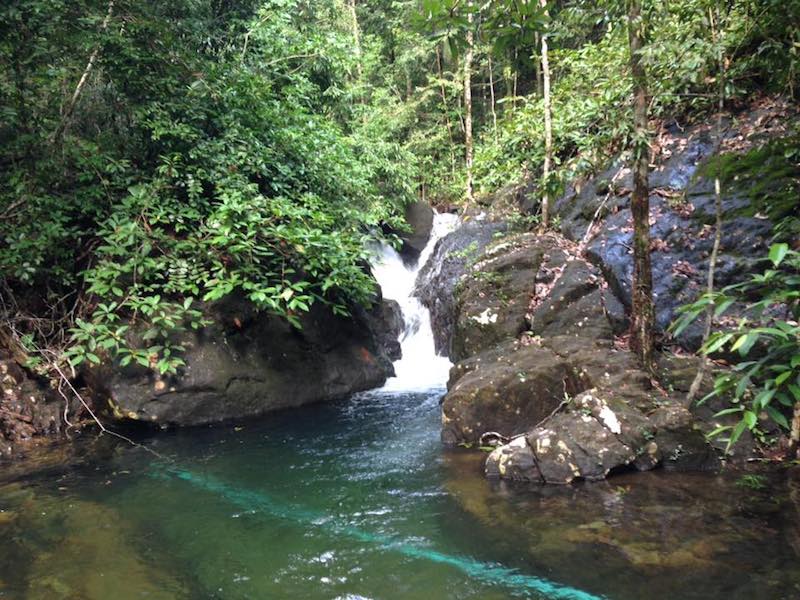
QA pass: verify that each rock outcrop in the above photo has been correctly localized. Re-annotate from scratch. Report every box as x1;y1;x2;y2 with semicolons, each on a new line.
439;234;719;482
88;297;403;427
415;217;508;355
553;106;794;349
428;105;799;483
399;201;435;262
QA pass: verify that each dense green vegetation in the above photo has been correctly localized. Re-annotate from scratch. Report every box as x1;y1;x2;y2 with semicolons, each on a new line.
1;0;415;372
1;0;798;448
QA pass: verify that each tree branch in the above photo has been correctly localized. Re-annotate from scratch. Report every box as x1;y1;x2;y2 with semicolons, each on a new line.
50;0;115;146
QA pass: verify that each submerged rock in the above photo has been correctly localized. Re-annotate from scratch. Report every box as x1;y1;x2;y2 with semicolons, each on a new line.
0;486;187;599
88;297;402;427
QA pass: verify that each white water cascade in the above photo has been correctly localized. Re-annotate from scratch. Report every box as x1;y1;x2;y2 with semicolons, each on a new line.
371;213;459;392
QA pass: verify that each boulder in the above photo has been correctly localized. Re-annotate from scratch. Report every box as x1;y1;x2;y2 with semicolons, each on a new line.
399;201;434;262
88;297;401;427
414;217;508;355
451;234;546;362
437;224;723;483
484;379;720;484
442;340;576;445
528;258;612;340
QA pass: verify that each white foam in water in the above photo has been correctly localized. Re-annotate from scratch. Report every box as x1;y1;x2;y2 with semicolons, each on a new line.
370;213;459;392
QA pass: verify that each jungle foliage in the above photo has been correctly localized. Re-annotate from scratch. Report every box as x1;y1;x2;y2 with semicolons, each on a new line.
0;0;414;372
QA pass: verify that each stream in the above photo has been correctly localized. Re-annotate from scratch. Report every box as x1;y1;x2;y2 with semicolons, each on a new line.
1;216;800;599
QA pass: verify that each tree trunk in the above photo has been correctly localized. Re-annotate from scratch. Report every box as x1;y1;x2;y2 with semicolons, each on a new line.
627;0;656;371
348;0;362;79
512;47;519;109
539;0;553;229
488;54;498;141
464;6;474;202
436;46;457;176
534;32;543;97
51;0;115;146
792;403;800;457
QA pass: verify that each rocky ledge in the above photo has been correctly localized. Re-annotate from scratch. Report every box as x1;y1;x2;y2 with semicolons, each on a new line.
86;296;403;428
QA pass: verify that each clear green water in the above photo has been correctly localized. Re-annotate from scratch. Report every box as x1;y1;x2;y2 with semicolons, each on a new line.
1;388;800;600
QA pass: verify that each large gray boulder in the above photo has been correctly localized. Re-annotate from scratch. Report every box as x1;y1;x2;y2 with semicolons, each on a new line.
399;201;434;261
88;297;403;427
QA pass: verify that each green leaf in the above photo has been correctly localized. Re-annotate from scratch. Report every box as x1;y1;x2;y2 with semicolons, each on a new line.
714;406;744;417
775;371;793;387
754;388;777;410
743;410;758;430
704;333;734;355
769;243;789;267
706;425;732;439
766;406;790;429
727;419;748;450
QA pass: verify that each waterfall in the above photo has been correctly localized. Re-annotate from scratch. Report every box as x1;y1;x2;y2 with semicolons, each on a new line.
371;213;459;392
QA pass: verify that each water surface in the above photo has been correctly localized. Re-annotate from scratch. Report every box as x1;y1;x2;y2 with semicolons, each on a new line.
1;389;799;600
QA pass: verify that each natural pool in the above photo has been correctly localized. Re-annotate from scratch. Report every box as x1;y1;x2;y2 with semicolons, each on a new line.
1;387;799;600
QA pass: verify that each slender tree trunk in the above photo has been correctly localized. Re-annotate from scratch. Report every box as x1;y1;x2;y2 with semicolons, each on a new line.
436;46;457;176
628;0;656;371
792;403;800;456
347;0;363;79
512;47;519;109
504;62;514;100
686;5;726;405
488;54;498;141
51;0;115;146
464;6;474;202
539;0;553;229
534;32;543;97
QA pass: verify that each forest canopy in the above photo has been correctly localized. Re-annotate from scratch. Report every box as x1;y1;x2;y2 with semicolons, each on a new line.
1;0;798;379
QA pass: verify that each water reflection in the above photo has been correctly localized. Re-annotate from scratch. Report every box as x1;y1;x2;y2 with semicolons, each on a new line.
443;450;800;600
1;392;799;600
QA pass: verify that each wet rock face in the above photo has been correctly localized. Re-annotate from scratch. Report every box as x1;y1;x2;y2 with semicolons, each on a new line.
553;122;778;350
399;201;434;262
88;297;402;427
414;218;508;355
